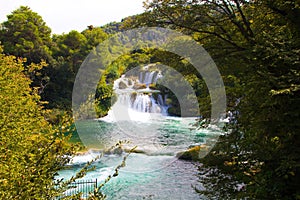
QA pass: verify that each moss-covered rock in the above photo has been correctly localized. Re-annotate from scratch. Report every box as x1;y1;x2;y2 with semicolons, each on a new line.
149;83;157;90
133;83;147;90
176;145;208;161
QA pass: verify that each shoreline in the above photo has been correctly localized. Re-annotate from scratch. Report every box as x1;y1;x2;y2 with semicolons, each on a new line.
75;148;103;156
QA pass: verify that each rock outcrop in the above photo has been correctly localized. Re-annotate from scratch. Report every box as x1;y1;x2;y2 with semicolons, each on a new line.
176;145;208;161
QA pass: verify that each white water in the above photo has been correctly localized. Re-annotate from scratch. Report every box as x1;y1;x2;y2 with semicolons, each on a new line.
60;116;222;199
60;67;223;199
112;71;168;116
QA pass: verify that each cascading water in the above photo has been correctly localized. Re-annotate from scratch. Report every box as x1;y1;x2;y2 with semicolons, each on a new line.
140;71;156;87
157;94;168;115
58;65;225;199
112;67;168;116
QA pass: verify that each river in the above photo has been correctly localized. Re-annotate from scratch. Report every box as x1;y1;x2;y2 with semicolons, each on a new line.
58;115;222;199
59;67;224;199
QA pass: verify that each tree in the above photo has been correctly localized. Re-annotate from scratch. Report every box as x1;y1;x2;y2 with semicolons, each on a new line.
101;21;123;34
82;27;108;50
0;47;78;199
44;28;108;110
0;6;53;64
126;0;300;198
42;30;88;109
0;6;53;93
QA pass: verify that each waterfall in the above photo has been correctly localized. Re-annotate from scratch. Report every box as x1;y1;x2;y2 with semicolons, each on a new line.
139;70;161;86
116;93;161;114
143;71;156;86
158;94;164;106
139;72;143;84
132;94;151;112
111;66;167;116
157;94;169;116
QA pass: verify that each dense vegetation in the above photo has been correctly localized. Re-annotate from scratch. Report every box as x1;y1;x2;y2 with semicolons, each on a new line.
0;0;299;199
0;46;77;199
125;0;299;199
0;6;126;199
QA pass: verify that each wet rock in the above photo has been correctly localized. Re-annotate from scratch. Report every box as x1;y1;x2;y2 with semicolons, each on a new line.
104;146;123;155
124;147;146;154
176;145;208;161
133;83;146;90
118;81;127;89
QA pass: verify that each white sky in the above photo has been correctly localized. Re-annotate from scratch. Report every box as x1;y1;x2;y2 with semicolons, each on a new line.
0;0;146;34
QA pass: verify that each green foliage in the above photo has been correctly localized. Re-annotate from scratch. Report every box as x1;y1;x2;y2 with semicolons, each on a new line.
44;28;108;110
93;50;152;118
83;27;108;49
0;6;53;64
0;48;79;199
95;84;114;118
0;48;132;199
0;6;53;92
1;1;299;199
52;30;88;60
101;22;123;35
43;30;88;109
137;0;300;199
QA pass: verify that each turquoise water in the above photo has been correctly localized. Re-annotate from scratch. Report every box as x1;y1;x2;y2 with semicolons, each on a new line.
59;115;222;199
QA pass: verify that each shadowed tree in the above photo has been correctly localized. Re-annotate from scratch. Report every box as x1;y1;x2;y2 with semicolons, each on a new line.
124;0;300;198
